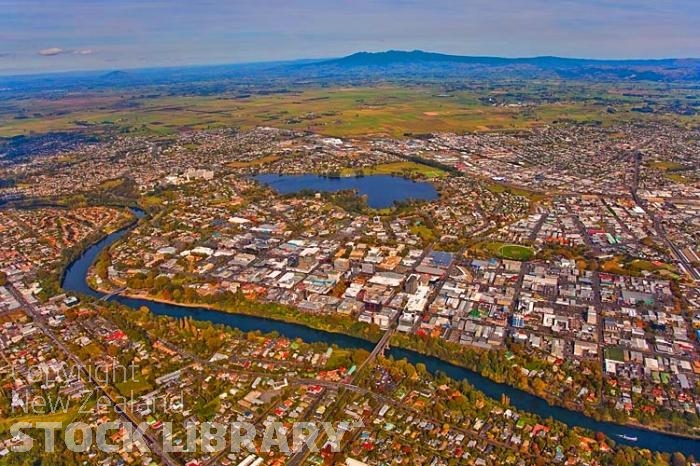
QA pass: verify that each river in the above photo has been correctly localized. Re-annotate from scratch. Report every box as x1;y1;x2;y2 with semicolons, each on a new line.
60;208;699;456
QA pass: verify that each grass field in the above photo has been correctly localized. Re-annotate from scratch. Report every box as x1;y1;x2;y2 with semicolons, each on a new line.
410;223;438;243
664;172;696;185
228;154;281;168
116;376;153;396
0;406;84;433
486;182;546;202
498;244;535;260
647;160;697;185
0;85;647;138
474;241;535;261
340;161;447;178
648;160;685;170
649;160;698;184
604;347;625;362
601;256;679;278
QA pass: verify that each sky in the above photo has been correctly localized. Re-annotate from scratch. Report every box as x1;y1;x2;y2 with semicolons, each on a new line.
1;0;700;75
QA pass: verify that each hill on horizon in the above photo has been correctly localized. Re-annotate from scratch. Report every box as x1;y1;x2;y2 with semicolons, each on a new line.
320;49;696;67
304;50;700;82
4;49;700;92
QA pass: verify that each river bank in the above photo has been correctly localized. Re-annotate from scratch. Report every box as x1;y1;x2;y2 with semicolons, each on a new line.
390;332;700;442
94;286;384;344
115;287;700;441
59;207;700;456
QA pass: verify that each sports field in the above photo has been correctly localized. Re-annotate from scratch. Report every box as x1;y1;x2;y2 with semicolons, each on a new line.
473;241;535;261
498;244;534;260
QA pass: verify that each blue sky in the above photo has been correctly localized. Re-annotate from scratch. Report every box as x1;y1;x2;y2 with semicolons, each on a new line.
1;0;700;75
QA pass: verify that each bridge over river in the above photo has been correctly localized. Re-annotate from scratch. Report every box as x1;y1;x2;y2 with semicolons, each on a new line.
59;207;700;458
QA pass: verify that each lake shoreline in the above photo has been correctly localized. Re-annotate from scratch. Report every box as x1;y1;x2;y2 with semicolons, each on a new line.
253;173;439;209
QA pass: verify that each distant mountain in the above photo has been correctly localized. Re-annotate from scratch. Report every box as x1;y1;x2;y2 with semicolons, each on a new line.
306;50;700;82
100;70;132;80
319;50;687;68
3;50;700;94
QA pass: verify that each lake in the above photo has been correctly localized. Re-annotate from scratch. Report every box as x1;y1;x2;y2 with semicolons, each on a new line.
254;174;439;209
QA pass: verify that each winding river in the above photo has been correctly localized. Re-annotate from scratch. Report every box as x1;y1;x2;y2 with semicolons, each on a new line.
61;208;699;456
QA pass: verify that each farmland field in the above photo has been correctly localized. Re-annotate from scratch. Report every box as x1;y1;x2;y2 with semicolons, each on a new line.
0;85;667;139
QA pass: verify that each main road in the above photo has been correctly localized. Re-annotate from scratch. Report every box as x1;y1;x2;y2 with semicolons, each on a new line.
7;284;179;466
629;149;700;281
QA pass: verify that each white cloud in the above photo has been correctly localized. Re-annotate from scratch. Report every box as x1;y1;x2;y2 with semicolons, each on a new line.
38;47;65;56
73;49;93;55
